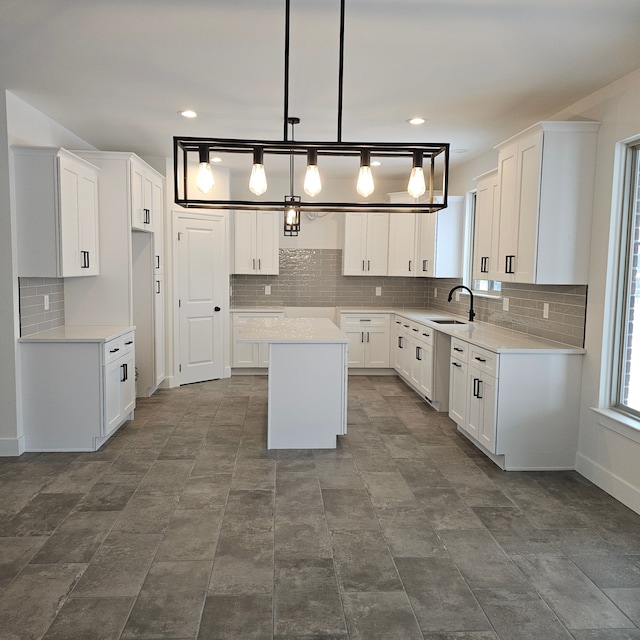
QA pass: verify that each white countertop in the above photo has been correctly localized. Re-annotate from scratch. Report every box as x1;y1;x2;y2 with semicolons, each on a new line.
19;325;135;343
237;317;348;344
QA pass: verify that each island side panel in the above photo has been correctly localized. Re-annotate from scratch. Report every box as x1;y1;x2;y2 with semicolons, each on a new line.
267;341;347;449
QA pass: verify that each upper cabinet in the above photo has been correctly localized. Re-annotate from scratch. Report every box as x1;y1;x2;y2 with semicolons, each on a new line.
492;121;600;284
387;193;465;278
14;147;100;277
472;169;499;281
343;212;389;276
131;157;164;232
233;210;279;275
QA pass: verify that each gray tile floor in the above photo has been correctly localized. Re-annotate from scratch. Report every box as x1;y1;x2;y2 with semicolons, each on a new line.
1;374;640;640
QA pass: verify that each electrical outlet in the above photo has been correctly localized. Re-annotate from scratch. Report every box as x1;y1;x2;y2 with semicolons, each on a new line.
375;286;382;296
503;297;509;311
543;302;549;319
434;288;438;298
455;291;460;302
43;294;50;311
265;285;271;295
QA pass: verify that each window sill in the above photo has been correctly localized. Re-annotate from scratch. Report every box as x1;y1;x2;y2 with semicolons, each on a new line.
591;407;640;445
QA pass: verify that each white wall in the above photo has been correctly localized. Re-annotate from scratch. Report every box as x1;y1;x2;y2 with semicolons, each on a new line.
0;91;96;455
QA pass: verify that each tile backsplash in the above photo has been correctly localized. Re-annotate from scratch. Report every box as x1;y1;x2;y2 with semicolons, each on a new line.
231;249;587;347
18;277;65;336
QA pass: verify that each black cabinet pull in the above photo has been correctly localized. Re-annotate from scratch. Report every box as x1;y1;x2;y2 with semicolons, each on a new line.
473;378;479;397
422;259;428;272
214;306;221;312
452;362;461;368
408;260;412;272
109;347;120;353
121;363;128;382
453;347;463;353
398;337;403;348
474;356;487;363
366;332;370;343
395;320;401;324
156;280;161;294
361;332;364;343
412;328;419;332
477;379;483;399
480;256;489;273
80;250;90;269
403;324;410;328
416;346;422;361
360;319;371;322
367;260;370;271
124;340;133;345
422;332;430;338
144;208;150;224
505;254;516;274
155;255;160;269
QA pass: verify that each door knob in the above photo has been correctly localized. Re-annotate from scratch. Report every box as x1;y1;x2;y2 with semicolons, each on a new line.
214;306;221;312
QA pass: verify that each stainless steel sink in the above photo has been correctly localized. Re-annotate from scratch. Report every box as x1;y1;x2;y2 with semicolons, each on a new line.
431;319;467;325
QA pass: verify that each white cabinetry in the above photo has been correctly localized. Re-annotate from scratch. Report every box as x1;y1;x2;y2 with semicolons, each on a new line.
387;194;464;278
492;121;599;284
14;147;100;277
131;157;163;232
232;311;285;368
447;336;583;470
472;170;499;280
339;313;390;368
70;151;165;397
343;212;389;275
233;210;279;274
20;328;135;452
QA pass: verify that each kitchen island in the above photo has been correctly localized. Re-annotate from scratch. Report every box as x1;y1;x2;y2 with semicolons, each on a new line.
237;317;348;449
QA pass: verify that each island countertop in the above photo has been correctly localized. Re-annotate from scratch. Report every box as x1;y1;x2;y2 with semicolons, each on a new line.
237;317;348;344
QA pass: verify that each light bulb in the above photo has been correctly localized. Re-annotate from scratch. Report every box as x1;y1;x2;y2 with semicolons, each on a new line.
357;166;374;197
407;166;426;198
196;146;214;194
197;162;214;194
356;150;374;197
304;150;321;198
285;207;297;226
249;164;267;196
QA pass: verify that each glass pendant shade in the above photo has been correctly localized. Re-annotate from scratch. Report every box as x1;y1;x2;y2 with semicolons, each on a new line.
407;152;426;198
249;148;268;195
196;146;215;194
304;149;322;197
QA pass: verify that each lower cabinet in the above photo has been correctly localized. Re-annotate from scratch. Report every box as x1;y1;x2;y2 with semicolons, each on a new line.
232;311;285;368
339;313;390;368
394;315;436;403
20;329;136;452
447;336;583;470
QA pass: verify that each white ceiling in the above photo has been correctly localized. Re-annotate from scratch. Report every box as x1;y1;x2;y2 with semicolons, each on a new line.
2;0;640;175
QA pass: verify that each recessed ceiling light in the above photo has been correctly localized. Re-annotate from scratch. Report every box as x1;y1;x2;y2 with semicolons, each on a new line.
407;117;426;125
179;110;198;118
452;148;469;154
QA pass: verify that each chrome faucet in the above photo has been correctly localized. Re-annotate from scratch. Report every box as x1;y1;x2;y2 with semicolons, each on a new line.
447;285;476;322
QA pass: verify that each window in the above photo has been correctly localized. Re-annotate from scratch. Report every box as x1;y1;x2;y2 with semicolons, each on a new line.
465;190;502;296
613;142;640;416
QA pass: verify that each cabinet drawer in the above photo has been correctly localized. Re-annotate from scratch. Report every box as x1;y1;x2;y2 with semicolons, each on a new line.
340;313;389;328
409;321;434;345
103;332;135;365
469;344;498;376
450;338;469;363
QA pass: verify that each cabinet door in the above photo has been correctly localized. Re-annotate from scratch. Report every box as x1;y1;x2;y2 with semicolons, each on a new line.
449;358;468;426
130;162;146;230
513;132;543;283
151;179;164;265
496;141;519;282
343;213;368;275
154;275;165;386
416;213;436;277
473;172;498;280
234;210;258;274
256;211;279;274
417;342;434;399
365;212;390;275
364;327;390;368
120;350;136;418
344;328;366;367
393;324;404;372
387;213;417;276
77;168;100;276
466;366;497;452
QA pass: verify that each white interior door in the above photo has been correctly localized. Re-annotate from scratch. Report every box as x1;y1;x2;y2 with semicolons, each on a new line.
176;215;226;385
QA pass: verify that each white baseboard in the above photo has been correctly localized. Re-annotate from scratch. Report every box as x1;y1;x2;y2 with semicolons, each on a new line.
576;452;640;515
0;435;25;457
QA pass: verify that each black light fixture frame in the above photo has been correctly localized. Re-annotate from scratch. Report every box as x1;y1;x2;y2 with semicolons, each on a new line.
173;0;449;214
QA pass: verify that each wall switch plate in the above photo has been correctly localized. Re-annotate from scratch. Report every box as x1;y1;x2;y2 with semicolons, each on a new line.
503;297;509;311
543;302;549;318
375;286;382;296
434;288;438;298
43;294;49;311
265;285;271;295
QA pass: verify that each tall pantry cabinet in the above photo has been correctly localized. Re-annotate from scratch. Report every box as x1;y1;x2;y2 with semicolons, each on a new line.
65;152;166;397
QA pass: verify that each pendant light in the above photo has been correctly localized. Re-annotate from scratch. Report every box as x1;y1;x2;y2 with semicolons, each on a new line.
249;147;267;195
407;151;426;198
284;117;301;236
196;146;215;194
356;150;374;197
303;149;322;197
